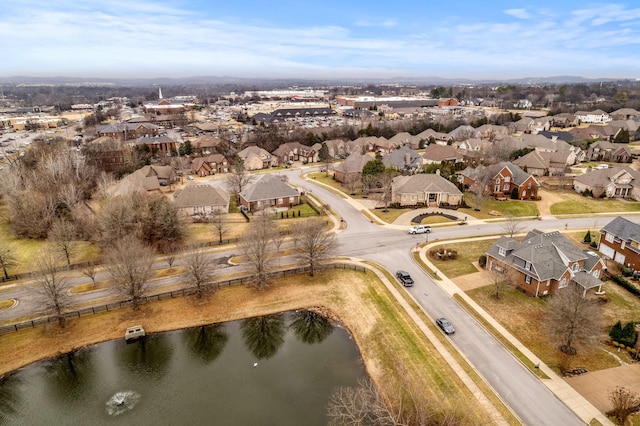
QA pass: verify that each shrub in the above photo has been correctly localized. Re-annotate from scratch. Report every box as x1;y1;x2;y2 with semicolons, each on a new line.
610;321;624;342
621;322;638;348
583;230;591;243
610;274;640;297
590;241;598;249
478;255;487;268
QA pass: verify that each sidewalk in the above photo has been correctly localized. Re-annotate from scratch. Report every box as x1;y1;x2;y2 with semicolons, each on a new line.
417;240;613;426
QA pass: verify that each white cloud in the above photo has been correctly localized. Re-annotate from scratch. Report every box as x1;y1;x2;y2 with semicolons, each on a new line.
504;9;531;19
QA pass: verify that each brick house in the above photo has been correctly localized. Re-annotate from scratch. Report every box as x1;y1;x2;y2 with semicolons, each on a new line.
391;174;463;207
598;216;640;270
486;230;605;297
459;162;539;200
239;174;300;212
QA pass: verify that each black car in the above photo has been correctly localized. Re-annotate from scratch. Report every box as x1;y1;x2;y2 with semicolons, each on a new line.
436;318;455;335
395;270;414;287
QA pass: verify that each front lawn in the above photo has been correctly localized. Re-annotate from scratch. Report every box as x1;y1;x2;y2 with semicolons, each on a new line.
460;195;539;219
429;239;497;278
550;191;640;215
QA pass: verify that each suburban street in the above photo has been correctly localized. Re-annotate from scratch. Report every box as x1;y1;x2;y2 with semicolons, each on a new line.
1;166;632;425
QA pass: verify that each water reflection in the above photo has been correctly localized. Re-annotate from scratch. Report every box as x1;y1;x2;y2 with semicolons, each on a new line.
290;310;334;345
118;334;173;379
0;373;21;423
44;350;92;402
241;313;286;360
183;324;229;364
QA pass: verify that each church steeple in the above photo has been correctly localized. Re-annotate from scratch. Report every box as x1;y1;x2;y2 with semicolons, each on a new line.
158;87;163;100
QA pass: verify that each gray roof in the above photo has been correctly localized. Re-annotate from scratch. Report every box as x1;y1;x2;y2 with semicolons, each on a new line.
240;174;299;202
573;166;640;187
487;230;596;281
392;174;462;195
174;184;228;209
333;152;374;173
600;216;640;244
382;146;422;171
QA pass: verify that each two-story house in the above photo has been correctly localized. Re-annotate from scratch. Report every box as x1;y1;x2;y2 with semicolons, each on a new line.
598;216;640;270
573;166;640;200
486;230;605;297
459;162;539;200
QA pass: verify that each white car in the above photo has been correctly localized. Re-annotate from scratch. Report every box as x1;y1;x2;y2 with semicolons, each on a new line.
408;225;431;234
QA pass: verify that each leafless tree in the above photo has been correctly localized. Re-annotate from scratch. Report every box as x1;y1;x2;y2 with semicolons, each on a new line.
489;266;508;300
96;193;140;246
33;251;70;327
81;264;98;286
377;170;395;211
501;213;525;238
183;248;217;298
239;213;277;289
0;242;18;280
292;218;337;277
361;173;377;197
48;218;77;267
105;236;155;310
225;160;254;202
210;208;229;244
607;386;640;425
545;284;602;355
326;378;397;426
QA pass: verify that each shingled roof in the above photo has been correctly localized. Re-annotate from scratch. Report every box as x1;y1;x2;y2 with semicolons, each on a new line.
239;174;299;203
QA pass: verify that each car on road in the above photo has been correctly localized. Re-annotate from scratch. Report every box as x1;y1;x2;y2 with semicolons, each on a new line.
436;318;455;334
408;225;431;234
395;270;414;287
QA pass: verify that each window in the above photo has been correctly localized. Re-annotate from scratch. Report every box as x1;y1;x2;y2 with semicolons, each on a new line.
559;278;568;288
498;247;506;256
605;232;614;243
592;269;600;278
525;275;531;284
289;197;295;203
503;184;510;191
571;263;579;272
495;178;500;184
278;198;283;205
504;176;511;182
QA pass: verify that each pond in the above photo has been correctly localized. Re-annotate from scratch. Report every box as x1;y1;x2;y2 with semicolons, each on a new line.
0;311;366;425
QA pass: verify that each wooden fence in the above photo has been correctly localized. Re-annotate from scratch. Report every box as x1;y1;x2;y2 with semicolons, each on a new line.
0;263;366;335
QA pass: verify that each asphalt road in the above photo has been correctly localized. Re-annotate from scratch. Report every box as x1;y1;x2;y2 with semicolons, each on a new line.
2;166;630;425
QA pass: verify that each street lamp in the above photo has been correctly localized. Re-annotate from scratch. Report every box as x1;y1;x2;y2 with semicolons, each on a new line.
425;232;429;244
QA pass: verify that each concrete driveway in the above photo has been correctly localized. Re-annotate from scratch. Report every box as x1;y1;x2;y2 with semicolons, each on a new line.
565;363;640;414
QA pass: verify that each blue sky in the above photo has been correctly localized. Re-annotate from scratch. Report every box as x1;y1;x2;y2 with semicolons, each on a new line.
2;0;640;80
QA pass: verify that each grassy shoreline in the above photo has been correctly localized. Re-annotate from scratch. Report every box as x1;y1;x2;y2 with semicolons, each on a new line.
0;269;506;424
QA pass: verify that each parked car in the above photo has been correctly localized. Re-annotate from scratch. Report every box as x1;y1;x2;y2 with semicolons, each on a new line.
436;318;455;335
408;225;431;234
395;270;414;287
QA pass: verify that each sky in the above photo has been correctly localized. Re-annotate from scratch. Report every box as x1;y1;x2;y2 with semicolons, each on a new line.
2;0;640;80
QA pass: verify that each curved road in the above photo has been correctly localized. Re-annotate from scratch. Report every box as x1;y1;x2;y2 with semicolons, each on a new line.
2;167;630;425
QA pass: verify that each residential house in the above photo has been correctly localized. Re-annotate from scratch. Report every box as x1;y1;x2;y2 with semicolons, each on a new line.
459;162;539;200
448;125;478;141
388;132;420;149
575;109;611;124
191;134;223;155
237;146;276;170
391;174;463;207
486;229;605;297
239;174;300;212
272;142;318;164
96;122;159;141
190;154;229;176
610;108;640;121
513;150;571;176
573;166;640;200
173;184;229;218
333;152;374;184
382;146;423;174
474;124;510;140
454;137;485;153
438;98;459;107
598;216;640;270
514;117;534;133
82;136;130;173
550;113;579;128
108;165;176;196
416;128;453;145
135;135;177;156
422;144;464;165
586;141;632;163
323;139;348;159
